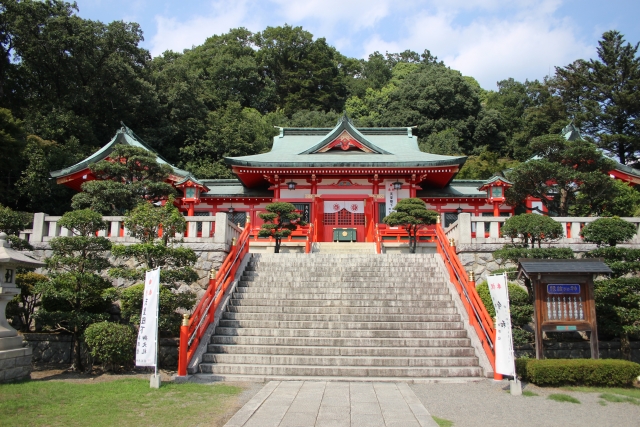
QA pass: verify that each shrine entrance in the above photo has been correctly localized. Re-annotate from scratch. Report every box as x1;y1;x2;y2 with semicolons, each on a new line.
321;201;367;242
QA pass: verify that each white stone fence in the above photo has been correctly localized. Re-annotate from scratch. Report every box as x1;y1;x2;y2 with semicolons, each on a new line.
445;213;640;247
19;212;242;247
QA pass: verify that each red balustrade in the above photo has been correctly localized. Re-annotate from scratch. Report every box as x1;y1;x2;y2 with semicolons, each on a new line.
434;223;496;374
177;225;251;377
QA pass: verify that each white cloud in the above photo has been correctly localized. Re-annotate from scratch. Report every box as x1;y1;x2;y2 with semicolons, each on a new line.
362;1;594;89
149;1;259;56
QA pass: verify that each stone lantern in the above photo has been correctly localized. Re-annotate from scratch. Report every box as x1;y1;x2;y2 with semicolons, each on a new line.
0;232;45;382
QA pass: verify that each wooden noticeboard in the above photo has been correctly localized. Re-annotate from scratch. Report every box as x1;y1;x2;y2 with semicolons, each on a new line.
517;259;612;360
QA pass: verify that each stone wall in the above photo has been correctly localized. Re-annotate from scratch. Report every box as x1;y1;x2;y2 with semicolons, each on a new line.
515;340;640;363
23;333;179;369
0;346;32;382
27;241;230;300
456;245;595;281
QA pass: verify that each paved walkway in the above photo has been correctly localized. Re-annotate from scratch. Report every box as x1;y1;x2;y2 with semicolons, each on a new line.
224;381;439;427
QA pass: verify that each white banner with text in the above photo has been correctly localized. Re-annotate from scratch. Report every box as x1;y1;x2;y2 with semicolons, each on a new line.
487;273;515;377
135;268;160;368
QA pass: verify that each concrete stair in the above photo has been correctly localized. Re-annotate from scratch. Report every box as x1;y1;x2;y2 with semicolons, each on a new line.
311;242;376;254
194;253;485;382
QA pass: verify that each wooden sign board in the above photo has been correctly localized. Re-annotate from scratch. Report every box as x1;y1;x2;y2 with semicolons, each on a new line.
517;259;611;360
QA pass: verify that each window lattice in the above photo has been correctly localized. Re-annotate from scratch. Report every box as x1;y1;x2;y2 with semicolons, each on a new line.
337;209;352;225
323;213;336;225
353;213;365;225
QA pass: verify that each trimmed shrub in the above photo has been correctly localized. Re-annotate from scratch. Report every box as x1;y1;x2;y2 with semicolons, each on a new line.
580;217;636;247
493;247;574;265
516;358;640;387
84;321;137;371
500;214;564;248
120;283;195;336
585;247;640;277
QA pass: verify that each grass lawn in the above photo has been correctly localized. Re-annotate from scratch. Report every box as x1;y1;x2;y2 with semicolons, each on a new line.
0;379;243;427
564;386;640;406
547;393;580;404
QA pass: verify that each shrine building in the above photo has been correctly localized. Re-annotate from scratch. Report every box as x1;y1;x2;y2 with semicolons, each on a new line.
51;116;640;243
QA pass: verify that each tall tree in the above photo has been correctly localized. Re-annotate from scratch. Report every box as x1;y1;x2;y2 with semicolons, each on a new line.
505;134;616;216
253;25;347;114
37;209;116;371
555;31;640;164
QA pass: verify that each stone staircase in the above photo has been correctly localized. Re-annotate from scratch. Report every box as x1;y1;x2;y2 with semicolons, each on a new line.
311;242;376;254
195;253;485;382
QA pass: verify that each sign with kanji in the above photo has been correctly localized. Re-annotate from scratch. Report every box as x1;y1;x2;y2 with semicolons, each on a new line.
136;268;160;367
487;273;515;376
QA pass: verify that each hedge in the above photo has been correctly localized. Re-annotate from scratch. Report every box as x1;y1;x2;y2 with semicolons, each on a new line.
492;247;574;265
516;358;640;387
84;321;137;371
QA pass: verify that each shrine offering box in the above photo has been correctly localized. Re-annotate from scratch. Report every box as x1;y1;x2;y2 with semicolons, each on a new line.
517;259;612;360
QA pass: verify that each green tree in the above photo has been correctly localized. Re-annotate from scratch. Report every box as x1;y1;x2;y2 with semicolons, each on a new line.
555;31;640;164
0;203;31;250
500;214;564;248
4;0;158;148
505;134;616;216
37;209;116;371
594;278;640;360
580;217;637;247
109;198;198;288
180;102;275;179
258;202;305;253
71;145;176;215
120;283;195;337
382;198;438;253
253;25;347;114
0;108;25;206
6;271;47;332
456;151;518;180
573;178;640;217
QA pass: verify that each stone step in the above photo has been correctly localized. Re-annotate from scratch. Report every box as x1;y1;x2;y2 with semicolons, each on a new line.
226;305;459;315
229;299;455;308
231;292;452;301
198;363;483;378
202;354;479;367
222;312;463;322
217;320;464;330
211;336;472;347
234;286;450;294
244;265;440;271
214;327;468;339
191;373;484;383
238;279;447;286
207;344;477;357
242;270;436;280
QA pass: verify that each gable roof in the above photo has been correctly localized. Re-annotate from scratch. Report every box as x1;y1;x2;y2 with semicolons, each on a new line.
225;116;466;169
299;115;390;154
50;124;190;179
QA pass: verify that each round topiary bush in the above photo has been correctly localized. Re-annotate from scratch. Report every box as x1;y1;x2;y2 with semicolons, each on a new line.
500;213;564;248
84;322;137;371
580;216;637;247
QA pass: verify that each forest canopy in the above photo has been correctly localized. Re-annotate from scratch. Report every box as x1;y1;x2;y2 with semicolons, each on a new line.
1;0;639;214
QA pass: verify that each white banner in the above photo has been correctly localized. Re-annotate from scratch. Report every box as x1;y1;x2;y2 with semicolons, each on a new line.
323;201;364;214
384;181;398;216
487;273;516;377
136;268;160;367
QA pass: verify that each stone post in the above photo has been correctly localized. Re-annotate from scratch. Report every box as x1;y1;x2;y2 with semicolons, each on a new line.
214;212;229;244
458;213;472;245
30;213;46;244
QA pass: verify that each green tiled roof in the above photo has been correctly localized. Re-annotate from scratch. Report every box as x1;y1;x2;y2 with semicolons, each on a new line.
200;179;271;197
226;117;466;168
417;180;487;198
50;125;190;179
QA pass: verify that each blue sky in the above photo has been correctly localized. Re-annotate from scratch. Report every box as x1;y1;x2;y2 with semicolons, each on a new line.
74;0;640;90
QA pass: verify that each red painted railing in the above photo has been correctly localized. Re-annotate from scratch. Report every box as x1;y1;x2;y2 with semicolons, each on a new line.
434;223;496;373
249;225;313;253
177;225;251;376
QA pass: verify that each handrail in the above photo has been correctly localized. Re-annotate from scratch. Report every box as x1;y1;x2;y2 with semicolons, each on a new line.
374;224;381;254
305;223;313;254
434;223;496;372
177;224;251;376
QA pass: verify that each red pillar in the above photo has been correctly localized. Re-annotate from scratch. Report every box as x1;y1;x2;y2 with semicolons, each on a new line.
177;314;189;377
493;202;499;217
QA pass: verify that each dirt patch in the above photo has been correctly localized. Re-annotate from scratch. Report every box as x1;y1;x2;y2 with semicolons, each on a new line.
30;363;176;384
